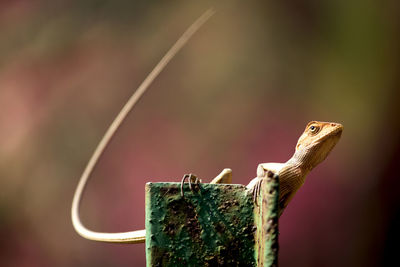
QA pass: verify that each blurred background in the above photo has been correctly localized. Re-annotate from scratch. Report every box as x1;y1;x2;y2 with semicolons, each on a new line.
1;0;399;266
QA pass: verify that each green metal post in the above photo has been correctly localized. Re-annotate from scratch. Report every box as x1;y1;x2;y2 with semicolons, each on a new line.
145;176;279;266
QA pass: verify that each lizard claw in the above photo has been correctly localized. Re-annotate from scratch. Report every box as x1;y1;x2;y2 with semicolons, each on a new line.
251;177;264;206
180;173;201;197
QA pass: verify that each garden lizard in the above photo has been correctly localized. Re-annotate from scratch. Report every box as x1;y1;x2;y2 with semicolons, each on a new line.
71;8;343;244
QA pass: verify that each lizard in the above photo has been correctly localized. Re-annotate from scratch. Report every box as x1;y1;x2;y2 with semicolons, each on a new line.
71;7;343;244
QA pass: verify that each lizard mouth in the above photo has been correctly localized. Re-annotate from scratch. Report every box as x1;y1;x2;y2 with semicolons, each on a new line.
316;124;343;155
321;123;343;142
331;127;343;140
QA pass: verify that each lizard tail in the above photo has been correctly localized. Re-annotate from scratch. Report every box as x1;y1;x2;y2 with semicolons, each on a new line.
71;8;216;243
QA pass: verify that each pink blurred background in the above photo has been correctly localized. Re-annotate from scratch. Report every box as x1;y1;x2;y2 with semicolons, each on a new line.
1;0;399;266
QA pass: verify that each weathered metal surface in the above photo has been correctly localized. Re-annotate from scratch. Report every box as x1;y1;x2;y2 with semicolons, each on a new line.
254;173;280;267
145;178;279;266
145;183;255;266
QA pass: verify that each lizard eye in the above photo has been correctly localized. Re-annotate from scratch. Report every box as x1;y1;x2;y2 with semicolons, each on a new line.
309;125;320;134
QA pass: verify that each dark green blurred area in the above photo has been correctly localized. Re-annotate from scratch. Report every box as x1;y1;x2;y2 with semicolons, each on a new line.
1;0;399;266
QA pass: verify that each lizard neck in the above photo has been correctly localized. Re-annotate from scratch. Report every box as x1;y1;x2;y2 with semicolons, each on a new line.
286;147;315;175
277;148;311;209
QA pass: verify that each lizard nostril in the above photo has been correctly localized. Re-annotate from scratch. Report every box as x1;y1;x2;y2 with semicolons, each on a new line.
331;123;336;126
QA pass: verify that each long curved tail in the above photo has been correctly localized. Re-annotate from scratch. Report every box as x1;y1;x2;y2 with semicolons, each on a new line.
71;8;216;244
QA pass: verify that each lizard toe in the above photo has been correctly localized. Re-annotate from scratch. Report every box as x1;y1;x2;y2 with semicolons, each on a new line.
180;173;199;197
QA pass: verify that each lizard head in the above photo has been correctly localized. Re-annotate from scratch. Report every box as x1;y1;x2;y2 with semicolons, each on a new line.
295;121;343;170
